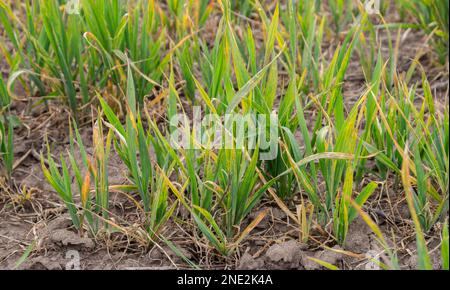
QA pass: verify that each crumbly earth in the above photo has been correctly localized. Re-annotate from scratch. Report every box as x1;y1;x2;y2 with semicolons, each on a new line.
0;4;448;270
0;135;445;271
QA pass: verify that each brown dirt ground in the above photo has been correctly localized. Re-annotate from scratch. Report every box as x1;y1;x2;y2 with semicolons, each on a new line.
0;104;445;269
0;4;448;270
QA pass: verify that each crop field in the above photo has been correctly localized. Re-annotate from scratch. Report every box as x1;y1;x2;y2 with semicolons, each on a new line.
0;0;448;270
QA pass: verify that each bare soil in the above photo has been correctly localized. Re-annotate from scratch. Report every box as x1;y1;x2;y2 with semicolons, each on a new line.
0;5;448;270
